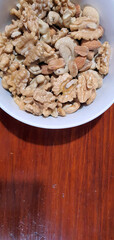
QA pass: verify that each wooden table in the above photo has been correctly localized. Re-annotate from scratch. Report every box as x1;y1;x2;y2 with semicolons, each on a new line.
0;106;113;240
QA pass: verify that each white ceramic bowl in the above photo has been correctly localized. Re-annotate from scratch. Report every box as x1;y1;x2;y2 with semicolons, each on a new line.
0;0;114;129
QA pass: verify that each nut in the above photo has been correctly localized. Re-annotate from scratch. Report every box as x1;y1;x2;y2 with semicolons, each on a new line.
0;53;10;71
74;45;89;56
47;11;62;27
65;79;77;89
54;65;69;75
79;60;92;72
74;56;86;70
86;90;96;105
28;64;42;75
63;101;80;114
70;16;98;31
76;70;102;103
33;89;56;104
51;73;72;96
58;107;66;117
95;41;111;75
11;31;21;38
83;6;99;24
35;75;45;84
81;40;102;50
91;58;96;70
59;44;71;64
48;58;65;70
63;9;72;28
51;28;68;45
75;4;81;18
38;18;49;35
50;28;56;37
68;60;78;77
41;65;53;75
55;37;77;57
70;26;104;40
55;37;77;75
87;51;95;60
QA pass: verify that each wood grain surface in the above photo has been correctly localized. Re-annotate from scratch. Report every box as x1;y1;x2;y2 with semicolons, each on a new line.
0;106;113;240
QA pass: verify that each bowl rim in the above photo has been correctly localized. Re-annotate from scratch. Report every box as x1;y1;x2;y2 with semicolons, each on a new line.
0;100;113;129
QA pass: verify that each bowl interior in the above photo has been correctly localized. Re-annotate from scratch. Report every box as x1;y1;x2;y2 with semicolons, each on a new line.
0;0;114;129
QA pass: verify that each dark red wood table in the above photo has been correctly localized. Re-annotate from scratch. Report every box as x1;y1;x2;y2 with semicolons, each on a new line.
0;106;113;240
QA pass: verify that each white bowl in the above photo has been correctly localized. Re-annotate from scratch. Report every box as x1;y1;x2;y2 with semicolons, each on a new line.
0;0;114;129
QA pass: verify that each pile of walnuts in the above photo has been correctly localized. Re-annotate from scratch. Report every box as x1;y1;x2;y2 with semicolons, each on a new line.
0;0;111;117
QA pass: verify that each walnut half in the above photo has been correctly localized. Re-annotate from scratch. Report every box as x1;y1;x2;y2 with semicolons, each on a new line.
76;70;103;104
96;42;111;75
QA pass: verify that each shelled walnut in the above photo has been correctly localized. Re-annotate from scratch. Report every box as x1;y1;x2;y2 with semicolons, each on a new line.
0;0;111;118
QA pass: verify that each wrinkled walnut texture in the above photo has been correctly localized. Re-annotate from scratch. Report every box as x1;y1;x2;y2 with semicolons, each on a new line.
0;0;111;117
